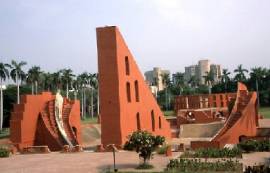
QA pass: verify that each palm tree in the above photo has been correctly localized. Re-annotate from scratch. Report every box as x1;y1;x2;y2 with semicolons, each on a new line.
40;72;53;91
10;60;27;104
61;69;75;99
27;66;41;94
234;64;248;82
88;73;98;118
77;72;88;119
0;62;11;131
188;75;198;88
221;69;231;92
52;71;62;91
173;72;185;95
161;73;171;111
203;70;214;94
250;67;267;107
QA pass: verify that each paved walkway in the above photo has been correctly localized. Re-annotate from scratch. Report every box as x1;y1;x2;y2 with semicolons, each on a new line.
0;151;179;173
1;150;270;173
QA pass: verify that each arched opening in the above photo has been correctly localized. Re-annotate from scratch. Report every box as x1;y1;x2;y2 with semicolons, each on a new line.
134;80;139;102
136;112;141;131
151;110;155;131
126;82;131;102
159;116;162;129
125;56;130;75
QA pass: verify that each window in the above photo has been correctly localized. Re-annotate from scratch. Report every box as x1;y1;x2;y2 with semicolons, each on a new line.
126;82;131;102
136;113;141;130
159;116;162;129
134;80;139;102
151;110;155;131
125;56;130;75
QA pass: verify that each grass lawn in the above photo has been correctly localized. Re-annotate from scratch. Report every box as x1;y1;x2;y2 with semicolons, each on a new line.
81;116;98;124
259;107;270;118
0;128;10;139
163;110;175;117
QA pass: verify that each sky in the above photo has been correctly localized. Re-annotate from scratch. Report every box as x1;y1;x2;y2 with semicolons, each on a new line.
0;0;270;76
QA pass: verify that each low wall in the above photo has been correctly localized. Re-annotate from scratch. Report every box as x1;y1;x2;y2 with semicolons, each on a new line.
191;141;220;150
179;121;224;138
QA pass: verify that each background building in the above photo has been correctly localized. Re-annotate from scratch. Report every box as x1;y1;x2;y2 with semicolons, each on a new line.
184;59;221;85
144;67;170;91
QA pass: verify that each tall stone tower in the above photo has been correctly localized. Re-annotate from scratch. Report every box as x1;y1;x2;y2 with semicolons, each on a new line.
96;26;171;147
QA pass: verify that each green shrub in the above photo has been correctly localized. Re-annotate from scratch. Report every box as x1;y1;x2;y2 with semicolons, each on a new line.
166;158;242;172
157;145;169;155
237;139;270;152
0;147;10;158
181;147;242;158
124;131;165;166
244;165;270;173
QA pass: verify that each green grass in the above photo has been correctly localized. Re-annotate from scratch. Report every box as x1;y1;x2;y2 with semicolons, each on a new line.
163;110;175;117
81;116;98;124
0;128;10;139
259;107;270;118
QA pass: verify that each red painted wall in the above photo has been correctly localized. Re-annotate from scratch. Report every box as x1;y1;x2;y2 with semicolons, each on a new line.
97;26;171;147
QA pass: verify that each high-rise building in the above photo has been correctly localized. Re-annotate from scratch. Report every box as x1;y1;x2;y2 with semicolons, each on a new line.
184;65;198;82
210;64;222;83
144;67;170;91
198;60;210;84
184;59;221;85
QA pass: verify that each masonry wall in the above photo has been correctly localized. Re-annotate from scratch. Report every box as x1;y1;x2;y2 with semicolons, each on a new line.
10;92;81;151
97;26;171;147
10;92;54;149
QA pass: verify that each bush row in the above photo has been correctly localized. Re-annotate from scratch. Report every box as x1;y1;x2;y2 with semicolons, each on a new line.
237;139;270;152
181;147;242;158
0;147;10;158
166;158;242;172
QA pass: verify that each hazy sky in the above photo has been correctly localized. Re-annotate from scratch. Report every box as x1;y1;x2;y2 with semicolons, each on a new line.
1;0;270;75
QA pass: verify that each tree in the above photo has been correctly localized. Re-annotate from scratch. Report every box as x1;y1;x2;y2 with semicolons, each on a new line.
173;72;185;95
27;66;41;94
10;60;27;104
124;131;165;167
77;72;88;119
221;69;231;92
52;71;62;91
88;73;98;118
234;64;248;82
61;69;75;99
161;73;171;111
40;72;53;91
203;70;214;94
249;67;267;107
188;75;198;88
0;62;11;131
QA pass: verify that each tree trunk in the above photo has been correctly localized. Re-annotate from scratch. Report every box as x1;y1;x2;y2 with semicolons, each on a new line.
0;78;3;131
66;83;69;99
31;83;34;95
83;88;86;118
91;88;94;119
16;72;20;104
35;81;38;94
81;88;84;119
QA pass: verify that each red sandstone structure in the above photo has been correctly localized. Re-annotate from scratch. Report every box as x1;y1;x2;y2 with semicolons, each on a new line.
97;26;171;148
191;82;259;149
174;93;236;124
10;92;81;151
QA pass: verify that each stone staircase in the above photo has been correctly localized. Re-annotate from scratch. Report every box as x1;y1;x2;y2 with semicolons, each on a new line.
213;89;251;140
40;99;78;148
